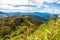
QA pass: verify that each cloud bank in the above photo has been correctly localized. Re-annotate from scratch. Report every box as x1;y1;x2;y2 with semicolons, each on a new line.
0;0;60;14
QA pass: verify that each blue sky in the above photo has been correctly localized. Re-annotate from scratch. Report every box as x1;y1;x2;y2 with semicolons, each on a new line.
0;0;60;14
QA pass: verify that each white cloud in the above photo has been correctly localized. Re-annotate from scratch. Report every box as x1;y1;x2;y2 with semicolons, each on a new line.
0;0;60;14
45;0;58;3
0;5;13;9
0;0;29;11
57;1;60;4
30;0;44;7
0;0;28;5
43;5;50;7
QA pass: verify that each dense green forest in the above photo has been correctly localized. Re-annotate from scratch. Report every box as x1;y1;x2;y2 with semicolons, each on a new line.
0;15;60;40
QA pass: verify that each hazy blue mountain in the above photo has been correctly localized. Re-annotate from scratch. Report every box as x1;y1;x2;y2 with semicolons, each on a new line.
0;11;58;19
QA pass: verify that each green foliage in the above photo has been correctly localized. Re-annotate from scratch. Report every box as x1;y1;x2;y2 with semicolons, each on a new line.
29;19;60;40
0;15;60;40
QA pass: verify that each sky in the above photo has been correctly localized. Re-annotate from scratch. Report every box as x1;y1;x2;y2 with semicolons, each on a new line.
0;0;60;14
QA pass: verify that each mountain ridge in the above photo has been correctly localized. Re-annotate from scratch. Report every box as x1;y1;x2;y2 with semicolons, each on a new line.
0;11;58;18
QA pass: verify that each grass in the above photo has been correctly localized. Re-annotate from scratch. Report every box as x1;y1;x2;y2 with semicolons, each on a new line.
29;19;60;40
0;16;60;40
5;19;60;40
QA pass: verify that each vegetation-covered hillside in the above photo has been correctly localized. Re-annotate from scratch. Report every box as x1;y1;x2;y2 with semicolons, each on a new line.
0;15;60;40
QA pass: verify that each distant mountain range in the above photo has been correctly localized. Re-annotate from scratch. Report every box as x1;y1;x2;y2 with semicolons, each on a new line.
0;11;58;19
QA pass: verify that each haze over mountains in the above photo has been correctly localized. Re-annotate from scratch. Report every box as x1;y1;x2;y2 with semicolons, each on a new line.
0;11;58;17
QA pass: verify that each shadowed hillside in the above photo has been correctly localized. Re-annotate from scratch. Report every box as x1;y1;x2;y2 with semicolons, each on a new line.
0;15;45;39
